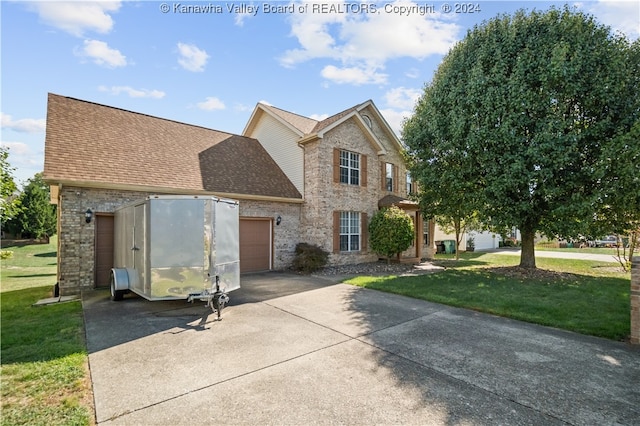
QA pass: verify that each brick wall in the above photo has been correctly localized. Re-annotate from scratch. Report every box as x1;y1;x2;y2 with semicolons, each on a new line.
631;256;640;344
57;186;148;295
238;200;302;270
301;115;421;266
56;186;301;295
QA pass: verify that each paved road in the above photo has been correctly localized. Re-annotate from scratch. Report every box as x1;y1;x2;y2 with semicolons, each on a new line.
83;272;640;425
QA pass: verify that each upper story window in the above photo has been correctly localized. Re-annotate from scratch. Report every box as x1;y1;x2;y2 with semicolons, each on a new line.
406;172;414;195
340;150;360;186
385;163;394;192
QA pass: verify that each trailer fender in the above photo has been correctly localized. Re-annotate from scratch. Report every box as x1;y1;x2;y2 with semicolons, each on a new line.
110;268;130;301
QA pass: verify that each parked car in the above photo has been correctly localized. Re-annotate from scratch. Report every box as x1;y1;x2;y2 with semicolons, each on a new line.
594;235;619;248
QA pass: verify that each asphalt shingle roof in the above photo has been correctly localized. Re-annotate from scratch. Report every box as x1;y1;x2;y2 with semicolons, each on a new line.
44;94;302;200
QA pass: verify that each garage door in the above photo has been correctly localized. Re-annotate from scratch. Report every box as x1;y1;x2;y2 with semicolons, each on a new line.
239;218;271;272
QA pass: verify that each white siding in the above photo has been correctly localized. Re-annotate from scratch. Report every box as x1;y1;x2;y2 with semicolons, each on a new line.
248;114;304;195
469;230;500;250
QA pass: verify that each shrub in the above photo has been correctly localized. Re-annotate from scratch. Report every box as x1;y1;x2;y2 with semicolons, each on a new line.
291;243;329;273
369;206;414;264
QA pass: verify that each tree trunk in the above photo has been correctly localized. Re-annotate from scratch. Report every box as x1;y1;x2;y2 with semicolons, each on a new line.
519;229;536;269
454;218;461;261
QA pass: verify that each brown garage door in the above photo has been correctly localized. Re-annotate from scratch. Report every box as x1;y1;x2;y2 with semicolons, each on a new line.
94;214;114;288
239;218;271;272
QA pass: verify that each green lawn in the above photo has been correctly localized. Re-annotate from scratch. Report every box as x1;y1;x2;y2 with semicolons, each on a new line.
346;252;631;341
1;237;94;426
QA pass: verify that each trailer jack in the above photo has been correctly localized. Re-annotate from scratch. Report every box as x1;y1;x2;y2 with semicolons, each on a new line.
187;276;229;321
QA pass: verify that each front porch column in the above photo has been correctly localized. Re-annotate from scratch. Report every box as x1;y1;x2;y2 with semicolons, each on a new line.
415;211;423;260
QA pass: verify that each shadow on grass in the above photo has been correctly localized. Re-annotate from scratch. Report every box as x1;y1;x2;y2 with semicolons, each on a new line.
0;286;85;364
34;251;57;258
347;267;630;341
11;273;57;278
336;271;640;425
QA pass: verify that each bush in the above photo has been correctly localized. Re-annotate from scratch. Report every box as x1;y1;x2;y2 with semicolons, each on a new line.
1;250;14;259
369;206;414;263
291;243;329;273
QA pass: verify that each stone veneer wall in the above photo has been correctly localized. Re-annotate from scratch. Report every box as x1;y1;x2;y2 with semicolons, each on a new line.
56;186;301;295
631;256;640;344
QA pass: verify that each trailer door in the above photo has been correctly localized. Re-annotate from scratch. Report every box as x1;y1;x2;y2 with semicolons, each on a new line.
134;203;146;293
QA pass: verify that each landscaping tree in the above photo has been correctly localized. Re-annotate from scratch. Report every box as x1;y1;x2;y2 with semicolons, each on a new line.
593;120;640;270
403;129;482;260
403;6;639;269
13;173;56;239
369;206;414;264
1;146;21;227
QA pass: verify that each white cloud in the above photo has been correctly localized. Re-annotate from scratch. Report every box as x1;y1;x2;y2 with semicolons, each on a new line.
379;108;413;137
384;87;421;110
177;43;209;72
321;64;387;85
281;0;460;85
585;0;640;40
0;141;32;156
0;141;44;183
28;1;121;37
405;68;420;79
309;113;329;121
234;103;253;112
234;10;255;27
78;39;127;68
1;113;46;133
197;97;226;111
98;86;165;98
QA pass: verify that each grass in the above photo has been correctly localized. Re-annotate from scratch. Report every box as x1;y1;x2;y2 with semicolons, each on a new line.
1;236;95;426
346;252;631;341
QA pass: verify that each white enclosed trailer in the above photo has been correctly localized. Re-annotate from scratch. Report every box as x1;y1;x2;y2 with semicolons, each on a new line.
110;195;240;319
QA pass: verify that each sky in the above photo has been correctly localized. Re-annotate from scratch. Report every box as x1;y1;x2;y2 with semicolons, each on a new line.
1;0;639;186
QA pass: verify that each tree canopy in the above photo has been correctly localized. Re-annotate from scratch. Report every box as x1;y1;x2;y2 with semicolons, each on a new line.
1;146;21;225
12;173;57;239
403;6;639;268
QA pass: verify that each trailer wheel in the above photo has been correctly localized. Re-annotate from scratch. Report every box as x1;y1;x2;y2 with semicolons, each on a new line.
110;271;125;301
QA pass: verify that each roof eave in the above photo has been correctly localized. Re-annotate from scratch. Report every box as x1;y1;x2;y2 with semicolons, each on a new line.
45;179;304;204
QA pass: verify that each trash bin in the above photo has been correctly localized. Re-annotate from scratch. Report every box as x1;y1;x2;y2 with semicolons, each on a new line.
443;240;456;254
436;241;445;254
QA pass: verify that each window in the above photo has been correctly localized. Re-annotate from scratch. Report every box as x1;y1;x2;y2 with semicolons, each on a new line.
339;211;360;252
340;150;360;185
406;172;413;195
385;163;394;191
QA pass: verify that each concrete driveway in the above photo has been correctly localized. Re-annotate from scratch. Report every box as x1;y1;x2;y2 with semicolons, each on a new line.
83;272;640;425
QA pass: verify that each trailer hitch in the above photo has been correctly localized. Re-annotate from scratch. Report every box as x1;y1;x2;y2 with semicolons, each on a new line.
187;275;229;321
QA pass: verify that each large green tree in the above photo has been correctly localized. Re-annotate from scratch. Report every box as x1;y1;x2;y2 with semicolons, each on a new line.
1;146;21;226
403;7;639;269
13;173;56;239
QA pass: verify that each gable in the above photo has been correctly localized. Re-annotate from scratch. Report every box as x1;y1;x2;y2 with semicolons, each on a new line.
44;94;302;201
245;111;305;194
